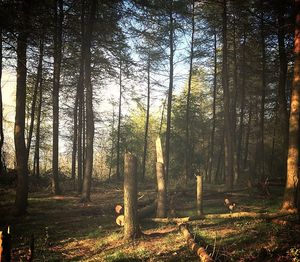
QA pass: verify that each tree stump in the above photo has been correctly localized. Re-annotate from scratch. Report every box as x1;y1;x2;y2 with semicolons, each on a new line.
196;175;203;216
156;162;167;218
124;153;141;240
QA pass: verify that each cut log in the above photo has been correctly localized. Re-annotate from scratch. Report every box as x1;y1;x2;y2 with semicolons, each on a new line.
179;224;213;262
116;215;125;226
147;210;297;224
115;204;123;214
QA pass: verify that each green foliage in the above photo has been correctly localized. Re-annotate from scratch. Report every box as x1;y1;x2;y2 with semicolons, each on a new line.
170;68;211;177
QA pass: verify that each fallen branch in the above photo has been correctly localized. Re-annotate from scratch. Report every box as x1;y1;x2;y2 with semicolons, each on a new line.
147;210;297;224
179;223;213;262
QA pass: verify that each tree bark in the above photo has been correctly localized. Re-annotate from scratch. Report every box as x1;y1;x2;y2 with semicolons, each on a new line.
281;0;300;210
81;0;96;202
124;153;141;240
52;0;63;195
142;56;151;180
185;0;195;183
156;162;167;218
14;0;30;216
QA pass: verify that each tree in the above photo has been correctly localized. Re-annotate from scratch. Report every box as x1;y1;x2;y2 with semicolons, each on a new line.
14;0;31;216
281;0;300;211
222;0;234;189
81;0;96;202
52;0;63;195
185;0;195;183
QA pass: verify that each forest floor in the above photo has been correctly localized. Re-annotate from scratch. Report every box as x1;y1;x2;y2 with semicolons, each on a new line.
0;178;299;261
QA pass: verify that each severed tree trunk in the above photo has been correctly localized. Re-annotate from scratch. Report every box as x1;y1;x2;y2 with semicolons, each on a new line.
81;0;96;202
14;0;30;216
222;0;234;189
141;56;151;180
179;224;212;262
116;62;122;179
124;153;141;240
165;0;174;185
281;0;300;211
196;175;203;216
185;0;195;183
52;0;63;195
156;162;167;218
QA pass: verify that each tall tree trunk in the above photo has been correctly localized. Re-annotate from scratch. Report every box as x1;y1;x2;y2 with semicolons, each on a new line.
259;1;266;180
185;0;195;184
81;0;96;202
222;0;233;189
281;0;300;211
243;103;253;169
116;62;122;179
0;27;5;175
71;93;78;181
208;27;217;184
277;0;289;178
142;56;151;181
77;0;85;192
33;39;44;177
165;0;174;185
27;38;43;160
52;0;63;195
14;0;30;215
237;29;246;176
232;16;239;185
108;105;115;180
33;70;43;178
